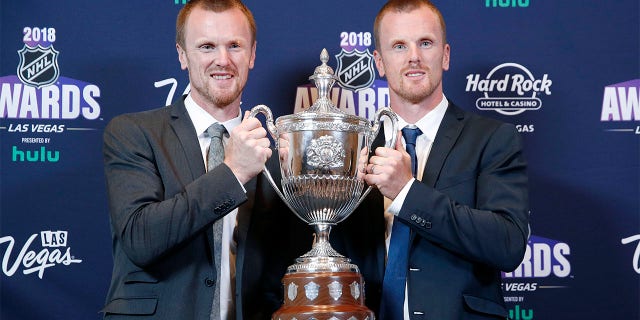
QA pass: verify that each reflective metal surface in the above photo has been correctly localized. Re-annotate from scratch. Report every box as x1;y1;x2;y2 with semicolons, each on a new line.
250;49;398;273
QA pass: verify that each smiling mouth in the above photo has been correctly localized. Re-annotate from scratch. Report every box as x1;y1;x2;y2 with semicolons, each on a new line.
406;71;425;77
211;74;233;80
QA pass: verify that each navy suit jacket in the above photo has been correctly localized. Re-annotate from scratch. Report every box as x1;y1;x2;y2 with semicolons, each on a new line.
101;97;309;319
336;102;529;320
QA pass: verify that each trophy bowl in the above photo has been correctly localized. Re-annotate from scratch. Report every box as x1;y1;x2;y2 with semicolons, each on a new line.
250;49;398;320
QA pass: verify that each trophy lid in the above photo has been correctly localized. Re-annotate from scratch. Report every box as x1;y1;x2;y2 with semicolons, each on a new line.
310;49;335;83
306;48;341;114
277;49;368;128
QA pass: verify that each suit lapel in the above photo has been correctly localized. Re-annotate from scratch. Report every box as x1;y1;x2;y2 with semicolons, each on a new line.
409;103;465;244
373;105;466;187
169;97;206;181
168;97;216;256
421;103;466;187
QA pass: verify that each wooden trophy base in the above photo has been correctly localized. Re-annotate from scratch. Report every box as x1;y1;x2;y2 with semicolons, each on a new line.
272;271;375;320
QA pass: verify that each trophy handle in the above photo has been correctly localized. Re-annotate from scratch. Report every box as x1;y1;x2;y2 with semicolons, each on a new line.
248;105;297;214
370;107;399;149
249;104;278;141
354;107;399;207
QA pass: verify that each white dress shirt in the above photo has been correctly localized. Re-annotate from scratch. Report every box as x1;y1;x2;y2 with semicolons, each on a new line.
382;94;449;319
185;94;241;320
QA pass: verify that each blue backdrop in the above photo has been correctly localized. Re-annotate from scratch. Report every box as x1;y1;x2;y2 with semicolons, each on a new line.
1;1;638;319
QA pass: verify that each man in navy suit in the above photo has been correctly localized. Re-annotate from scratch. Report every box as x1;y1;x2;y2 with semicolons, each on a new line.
101;0;307;319
359;0;530;319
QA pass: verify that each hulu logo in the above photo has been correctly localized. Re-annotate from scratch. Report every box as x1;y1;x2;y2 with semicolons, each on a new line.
486;0;530;7
12;146;60;162
509;304;533;320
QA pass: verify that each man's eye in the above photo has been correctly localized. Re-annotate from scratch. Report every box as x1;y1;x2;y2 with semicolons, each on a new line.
420;41;433;48
199;45;215;51
392;44;406;50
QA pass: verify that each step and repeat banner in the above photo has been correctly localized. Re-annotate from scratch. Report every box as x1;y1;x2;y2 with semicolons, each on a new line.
1;0;638;319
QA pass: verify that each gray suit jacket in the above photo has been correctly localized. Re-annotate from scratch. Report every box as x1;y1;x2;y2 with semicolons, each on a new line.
101;97;308;319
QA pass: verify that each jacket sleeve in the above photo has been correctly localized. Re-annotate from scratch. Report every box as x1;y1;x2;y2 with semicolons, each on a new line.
398;123;529;271
103;114;247;267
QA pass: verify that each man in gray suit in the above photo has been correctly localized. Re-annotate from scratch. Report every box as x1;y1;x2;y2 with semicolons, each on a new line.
101;0;307;319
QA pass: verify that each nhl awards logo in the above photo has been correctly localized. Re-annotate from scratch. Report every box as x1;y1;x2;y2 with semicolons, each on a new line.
1;27;102;120
17;44;60;88
335;48;375;91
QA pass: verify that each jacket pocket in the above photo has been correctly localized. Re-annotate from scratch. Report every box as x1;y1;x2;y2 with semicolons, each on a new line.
102;297;158;315
463;294;508;318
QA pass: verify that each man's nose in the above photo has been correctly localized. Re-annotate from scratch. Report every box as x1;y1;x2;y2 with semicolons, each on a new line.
214;48;230;66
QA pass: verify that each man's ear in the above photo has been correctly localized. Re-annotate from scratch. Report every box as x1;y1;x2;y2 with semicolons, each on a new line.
373;50;385;78
249;41;257;70
177;44;187;70
442;43;450;71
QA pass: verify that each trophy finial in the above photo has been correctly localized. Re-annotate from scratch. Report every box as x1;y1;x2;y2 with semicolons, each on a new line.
309;49;339;113
320;48;329;65
311;48;335;79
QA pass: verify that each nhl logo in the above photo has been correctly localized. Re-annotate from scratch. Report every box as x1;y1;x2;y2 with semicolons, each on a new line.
17;44;60;88
335;49;375;91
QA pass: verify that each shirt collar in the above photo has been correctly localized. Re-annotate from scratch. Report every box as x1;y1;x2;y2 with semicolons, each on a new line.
184;94;242;137
384;95;449;142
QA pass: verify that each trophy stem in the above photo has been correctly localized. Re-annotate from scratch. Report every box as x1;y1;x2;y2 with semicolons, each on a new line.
287;223;359;274
303;223;342;258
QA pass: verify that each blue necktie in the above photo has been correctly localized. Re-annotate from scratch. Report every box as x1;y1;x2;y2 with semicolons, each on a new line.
380;126;422;320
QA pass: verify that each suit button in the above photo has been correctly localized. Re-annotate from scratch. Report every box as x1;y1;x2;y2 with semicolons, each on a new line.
410;214;417;221
204;278;214;287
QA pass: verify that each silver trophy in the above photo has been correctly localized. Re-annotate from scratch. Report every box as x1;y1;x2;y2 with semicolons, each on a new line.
250;49;398;275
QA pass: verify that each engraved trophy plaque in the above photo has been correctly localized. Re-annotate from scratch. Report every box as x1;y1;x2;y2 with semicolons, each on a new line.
250;49;398;320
